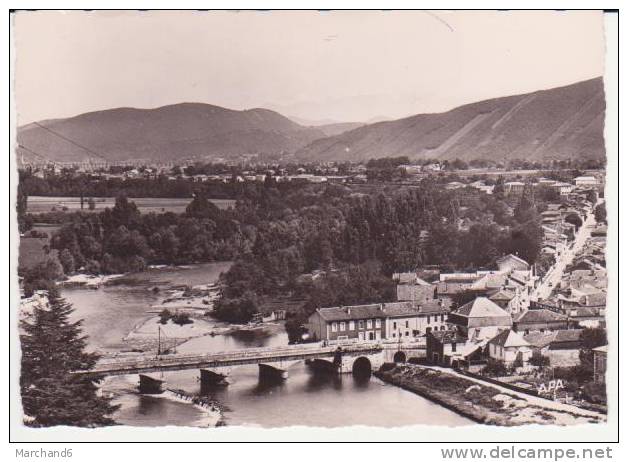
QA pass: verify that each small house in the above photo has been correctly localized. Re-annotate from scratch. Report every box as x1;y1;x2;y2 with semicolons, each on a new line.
487;329;532;365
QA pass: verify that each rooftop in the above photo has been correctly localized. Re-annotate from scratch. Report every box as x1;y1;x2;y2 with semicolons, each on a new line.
314;300;447;322
488;329;530;348
455;297;511;319
513;309;567;324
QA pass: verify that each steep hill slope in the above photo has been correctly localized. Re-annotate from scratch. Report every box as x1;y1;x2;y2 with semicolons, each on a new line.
295;78;606;163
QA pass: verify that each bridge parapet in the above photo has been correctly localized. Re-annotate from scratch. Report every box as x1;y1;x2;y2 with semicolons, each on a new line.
75;343;384;377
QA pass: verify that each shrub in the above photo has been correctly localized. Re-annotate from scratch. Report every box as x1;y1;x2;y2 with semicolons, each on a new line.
529;353;550;367
582;381;606;405
171;312;193;326
159;309;172;325
482;358;508;377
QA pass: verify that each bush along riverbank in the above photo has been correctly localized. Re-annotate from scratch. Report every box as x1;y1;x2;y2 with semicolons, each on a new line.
374;365;605;426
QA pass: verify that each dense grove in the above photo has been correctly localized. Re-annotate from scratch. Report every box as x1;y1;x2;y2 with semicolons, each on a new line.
22;174;553;340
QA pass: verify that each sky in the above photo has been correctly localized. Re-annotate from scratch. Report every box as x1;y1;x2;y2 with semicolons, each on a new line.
13;10;605;125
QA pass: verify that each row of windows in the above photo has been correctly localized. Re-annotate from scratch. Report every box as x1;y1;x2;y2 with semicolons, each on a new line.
331;319;381;332
391;314;447;330
391;325;447;338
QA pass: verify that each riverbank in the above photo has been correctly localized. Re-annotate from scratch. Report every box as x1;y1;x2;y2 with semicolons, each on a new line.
375;365;605;426
60;272;125;288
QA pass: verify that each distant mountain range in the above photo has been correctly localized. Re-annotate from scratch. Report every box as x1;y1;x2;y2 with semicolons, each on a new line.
17;78;605;165
295;77;606;163
17;104;326;164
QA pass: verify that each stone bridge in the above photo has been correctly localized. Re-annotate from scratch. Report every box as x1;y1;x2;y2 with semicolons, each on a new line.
74;342;423;393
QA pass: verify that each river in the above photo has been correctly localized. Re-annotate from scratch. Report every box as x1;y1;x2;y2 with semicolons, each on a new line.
63;263;471;428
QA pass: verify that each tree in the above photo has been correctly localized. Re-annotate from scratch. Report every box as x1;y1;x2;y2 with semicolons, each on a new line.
212;290;259;323
505;220;543;264
513;193;537;224
594;203;606;224
565;213;583;231
58;249;76;274
186;192;221;220
20;289;118;426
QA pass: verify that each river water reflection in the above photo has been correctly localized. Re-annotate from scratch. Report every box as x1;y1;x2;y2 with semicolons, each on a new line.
63;263;471;428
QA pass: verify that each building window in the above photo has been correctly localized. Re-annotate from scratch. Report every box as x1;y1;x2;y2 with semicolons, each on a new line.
359;320;364;329
367;319;373;329
427;316;431;324
405;320;409;328
393;321;397;330
392;333;396;338
440;314;444;322
331;322;337;332
339;322;345;331
349;321;355;331
405;331;409;336
451;342;457;352
375;319;381;328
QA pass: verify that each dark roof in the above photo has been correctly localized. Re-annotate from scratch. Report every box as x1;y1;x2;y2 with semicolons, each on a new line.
436;281;475;294
489;289;515;301
313;300;447;322
552;329;583;344
314;304;388;322
514;309;567;324
523;329;584;350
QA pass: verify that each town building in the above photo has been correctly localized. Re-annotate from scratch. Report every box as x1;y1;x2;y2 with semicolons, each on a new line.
486;329;532;365
394;273;435;303
496;254;531;273
386;301;449;339
447;297;513;341
574;176;599;188
512;309;570;334
524;329;584;367
504;181;525;196
426;330;469;366
306;300;449;343
488;289;517;312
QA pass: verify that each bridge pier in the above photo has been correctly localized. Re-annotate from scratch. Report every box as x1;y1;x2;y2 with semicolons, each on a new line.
199;369;229;390
307;358;339;374
258;363;289;383
139;374;165;394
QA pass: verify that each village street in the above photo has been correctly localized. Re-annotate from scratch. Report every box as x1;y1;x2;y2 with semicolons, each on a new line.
531;200;601;301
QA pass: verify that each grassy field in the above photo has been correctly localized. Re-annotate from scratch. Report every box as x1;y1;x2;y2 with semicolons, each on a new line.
27;196;236;214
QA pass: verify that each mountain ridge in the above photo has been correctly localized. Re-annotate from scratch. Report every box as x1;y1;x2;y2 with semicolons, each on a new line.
295;77;606;163
17;78;605;164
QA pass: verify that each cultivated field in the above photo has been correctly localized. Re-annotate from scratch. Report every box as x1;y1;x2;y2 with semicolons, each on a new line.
27;196;236;214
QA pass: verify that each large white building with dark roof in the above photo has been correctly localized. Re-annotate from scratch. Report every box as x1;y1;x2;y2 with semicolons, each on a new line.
306;300;449;342
447;297;513;341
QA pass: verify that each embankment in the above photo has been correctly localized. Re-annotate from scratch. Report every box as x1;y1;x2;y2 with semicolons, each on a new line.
375;365;604;426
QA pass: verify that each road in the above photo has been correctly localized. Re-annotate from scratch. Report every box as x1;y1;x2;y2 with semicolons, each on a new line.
531;202;600;301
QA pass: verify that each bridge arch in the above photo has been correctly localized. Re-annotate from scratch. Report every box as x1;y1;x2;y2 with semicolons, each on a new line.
393;351;407;363
352;356;372;377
